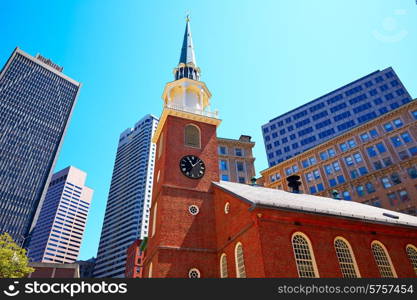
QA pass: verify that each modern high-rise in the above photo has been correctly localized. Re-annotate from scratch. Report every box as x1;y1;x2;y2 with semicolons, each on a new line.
94;114;158;278
27;166;93;263
262;67;412;167
0;48;81;244
261;99;417;216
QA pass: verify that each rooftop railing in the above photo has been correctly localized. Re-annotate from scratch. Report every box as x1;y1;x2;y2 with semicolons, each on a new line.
165;103;219;119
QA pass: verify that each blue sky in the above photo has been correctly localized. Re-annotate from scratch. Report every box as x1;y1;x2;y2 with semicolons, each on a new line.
1;0;416;260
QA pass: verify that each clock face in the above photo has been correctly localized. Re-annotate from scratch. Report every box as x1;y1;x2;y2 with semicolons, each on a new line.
179;155;205;179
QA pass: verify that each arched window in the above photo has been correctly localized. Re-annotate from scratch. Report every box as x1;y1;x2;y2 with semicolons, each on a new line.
334;237;360;278
184;124;200;148
224;202;230;214
291;232;319;278
220;253;228;278
406;244;417;275
235;242;246;278
151;202;158;237
371;241;397;278
148;262;153;278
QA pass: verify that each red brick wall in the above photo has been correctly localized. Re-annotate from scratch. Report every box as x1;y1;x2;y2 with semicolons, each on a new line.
30;268;54;278
149;248;218;278
143;115;220;278
155;187;217;249
53;268;76;278
212;187;417;278
255;208;417;278
213;187;265;277
29;267;77;278
157;116;219;191
125;240;142;278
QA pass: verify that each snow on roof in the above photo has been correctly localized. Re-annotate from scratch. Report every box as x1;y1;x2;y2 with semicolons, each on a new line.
213;181;417;228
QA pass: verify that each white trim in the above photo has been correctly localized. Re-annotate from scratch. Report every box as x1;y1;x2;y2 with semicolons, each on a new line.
220;253;228;278
291;232;320;278
371;240;398;278
151;202;158;237
184;123;201;149
333;236;361;278
406;244;417;275
188;268;201;278
148;262;153;278
188;205;199;216
224;202;230;214
234;242;246;278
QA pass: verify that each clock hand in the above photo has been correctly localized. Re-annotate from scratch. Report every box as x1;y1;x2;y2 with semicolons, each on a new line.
191;159;201;168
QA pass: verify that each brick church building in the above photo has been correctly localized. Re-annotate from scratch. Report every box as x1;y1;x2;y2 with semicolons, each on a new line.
130;18;417;278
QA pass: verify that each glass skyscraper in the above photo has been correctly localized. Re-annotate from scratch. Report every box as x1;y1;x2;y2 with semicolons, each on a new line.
262;67;412;167
0;48;81;244
27;166;93;263
94;114;158;278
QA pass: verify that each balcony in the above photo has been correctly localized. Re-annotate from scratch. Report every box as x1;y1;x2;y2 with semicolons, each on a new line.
165;103;219;119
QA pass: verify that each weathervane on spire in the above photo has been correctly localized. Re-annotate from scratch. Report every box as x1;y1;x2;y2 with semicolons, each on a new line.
185;11;191;22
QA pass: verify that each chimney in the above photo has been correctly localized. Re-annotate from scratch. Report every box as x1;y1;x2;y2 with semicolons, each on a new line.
286;175;301;193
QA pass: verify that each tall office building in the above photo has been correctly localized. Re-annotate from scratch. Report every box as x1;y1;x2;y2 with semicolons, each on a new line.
262;68;412;166
27;166;93;263
94;114;158;278
261;99;417;216
0;48;81;244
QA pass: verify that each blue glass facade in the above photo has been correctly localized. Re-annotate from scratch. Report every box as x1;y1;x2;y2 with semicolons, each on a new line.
94;114;158;278
262;68;412;167
0;48;80;244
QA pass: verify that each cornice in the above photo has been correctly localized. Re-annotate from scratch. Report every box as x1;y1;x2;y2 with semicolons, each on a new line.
152;108;222;144
217;137;255;146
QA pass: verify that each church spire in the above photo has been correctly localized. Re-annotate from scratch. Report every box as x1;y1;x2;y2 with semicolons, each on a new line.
174;15;200;81
179;15;196;66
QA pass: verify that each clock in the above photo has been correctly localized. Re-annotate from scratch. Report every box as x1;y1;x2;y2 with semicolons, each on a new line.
179;155;205;179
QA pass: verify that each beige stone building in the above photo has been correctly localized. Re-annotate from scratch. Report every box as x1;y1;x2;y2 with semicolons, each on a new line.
217;135;256;184
261;100;417;216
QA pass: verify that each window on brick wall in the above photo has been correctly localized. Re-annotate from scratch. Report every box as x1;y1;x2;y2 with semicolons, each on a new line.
399;190;410;202
406;245;417;276
371;241;397;278
235;243;246;278
334;238;360;278
291;233;319;278
220;253;228;278
235;148;243;157
366;182;376;193
381;177;392;189
343;191;351;200
408;167;417;179
387;192;398;206
185;124;200;148
391;172;401;185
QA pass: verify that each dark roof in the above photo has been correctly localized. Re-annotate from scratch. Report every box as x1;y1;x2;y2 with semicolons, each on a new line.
179;18;197;66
